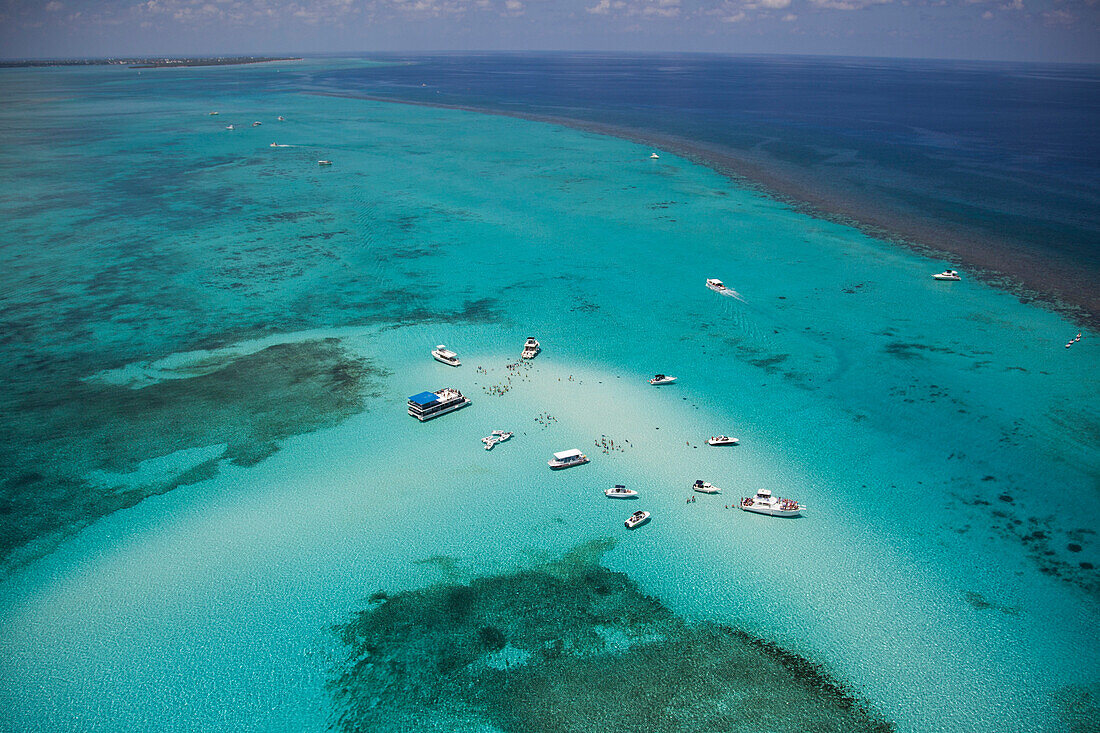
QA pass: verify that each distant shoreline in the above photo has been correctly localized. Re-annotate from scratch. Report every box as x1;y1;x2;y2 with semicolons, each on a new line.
312;90;1098;330
0;56;301;69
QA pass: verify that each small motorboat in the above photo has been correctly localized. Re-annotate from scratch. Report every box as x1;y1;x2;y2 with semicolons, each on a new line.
705;278;747;301
693;480;721;494
648;374;677;385
252;121;262;127
209;111;219;116
740;489;804;517
707;436;739;446
605;484;638;499
277;116;285;121
548;449;588;469
522;337;540;360
225;125;235;130
481;430;513;450
932;270;961;281
318;160;333;166
625;510;651;529
270;142;278;148
431;345;461;367
649;152;660;159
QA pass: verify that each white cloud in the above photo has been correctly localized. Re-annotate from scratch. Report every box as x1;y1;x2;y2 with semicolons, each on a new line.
722;9;746;20
586;0;678;18
982;8;993;17
44;1;63;11
782;11;797;19
807;0;892;9
1042;7;1074;22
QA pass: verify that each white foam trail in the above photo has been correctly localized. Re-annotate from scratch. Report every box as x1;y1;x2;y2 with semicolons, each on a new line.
721;288;747;303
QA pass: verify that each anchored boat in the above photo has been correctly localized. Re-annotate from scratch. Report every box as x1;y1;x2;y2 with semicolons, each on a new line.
482;430;513;450
932;270;961;281
739;489;804;517
407;388;470;422
522;337;541;359
548;448;588;469
648;374;677;385
604;484;638;499
693;480;721;494
625;510;651;529
707;436;739;446
431;345;461;367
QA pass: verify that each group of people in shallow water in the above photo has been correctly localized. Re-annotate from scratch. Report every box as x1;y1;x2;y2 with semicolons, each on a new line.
595;435;628;455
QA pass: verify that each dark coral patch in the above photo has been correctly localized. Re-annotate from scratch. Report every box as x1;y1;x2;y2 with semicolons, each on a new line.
0;338;383;568
331;541;893;733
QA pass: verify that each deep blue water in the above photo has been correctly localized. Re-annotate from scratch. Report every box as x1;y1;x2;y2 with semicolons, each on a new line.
301;53;1100;299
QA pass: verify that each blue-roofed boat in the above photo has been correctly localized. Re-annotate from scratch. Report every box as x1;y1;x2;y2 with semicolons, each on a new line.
407;388;469;421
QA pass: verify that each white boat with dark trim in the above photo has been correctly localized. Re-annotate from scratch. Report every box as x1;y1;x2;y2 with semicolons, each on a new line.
431;345;461;367
648;374;677;385
707;435;739;446
318;160;333;166
548;448;588;469
705;278;747;301
522;337;540;359
407;388;470;422
693;480;721;494
739;489;804;517
649;152;660;159
625;510;651;529
605;484;638;499
932;270;961;281
482;430;513;450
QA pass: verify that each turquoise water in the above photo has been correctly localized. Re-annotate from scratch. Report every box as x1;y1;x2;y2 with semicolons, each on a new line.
0;60;1098;731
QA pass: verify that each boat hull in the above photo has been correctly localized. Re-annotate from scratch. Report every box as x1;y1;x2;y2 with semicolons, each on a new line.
707;439;739;446
408;399;470;422
548;457;589;469
740;505;802;517
694;486;721;494
432;354;461;366
605;491;638;499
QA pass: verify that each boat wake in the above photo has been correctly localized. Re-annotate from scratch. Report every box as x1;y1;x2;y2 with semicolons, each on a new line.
719;288;747;303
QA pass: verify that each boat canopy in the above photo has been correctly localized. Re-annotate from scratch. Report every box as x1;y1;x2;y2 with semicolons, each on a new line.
757;489;772;497
408;391;440;406
553;449;583;460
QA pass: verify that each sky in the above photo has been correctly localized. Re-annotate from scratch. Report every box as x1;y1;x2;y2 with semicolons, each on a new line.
0;0;1097;63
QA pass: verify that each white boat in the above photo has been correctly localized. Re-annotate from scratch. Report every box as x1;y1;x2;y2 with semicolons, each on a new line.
225;125;235;130
318;160;333;166
548;448;588;469
252;121;262;127
705;278;747;301
648;374;677;385
707;436;739;446
407;388;470;422
431;345;461;367
625;510;651;529
932;270;961;281
650;152;660;159
522;337;540;359
209;111;219;116
693;480;721;494
277;116;285;121
739;489;804;517
604;484;638;499
482;430;513;450
270;142;278;147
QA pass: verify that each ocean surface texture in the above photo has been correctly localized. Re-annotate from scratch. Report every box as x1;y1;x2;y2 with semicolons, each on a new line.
0;56;1097;732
